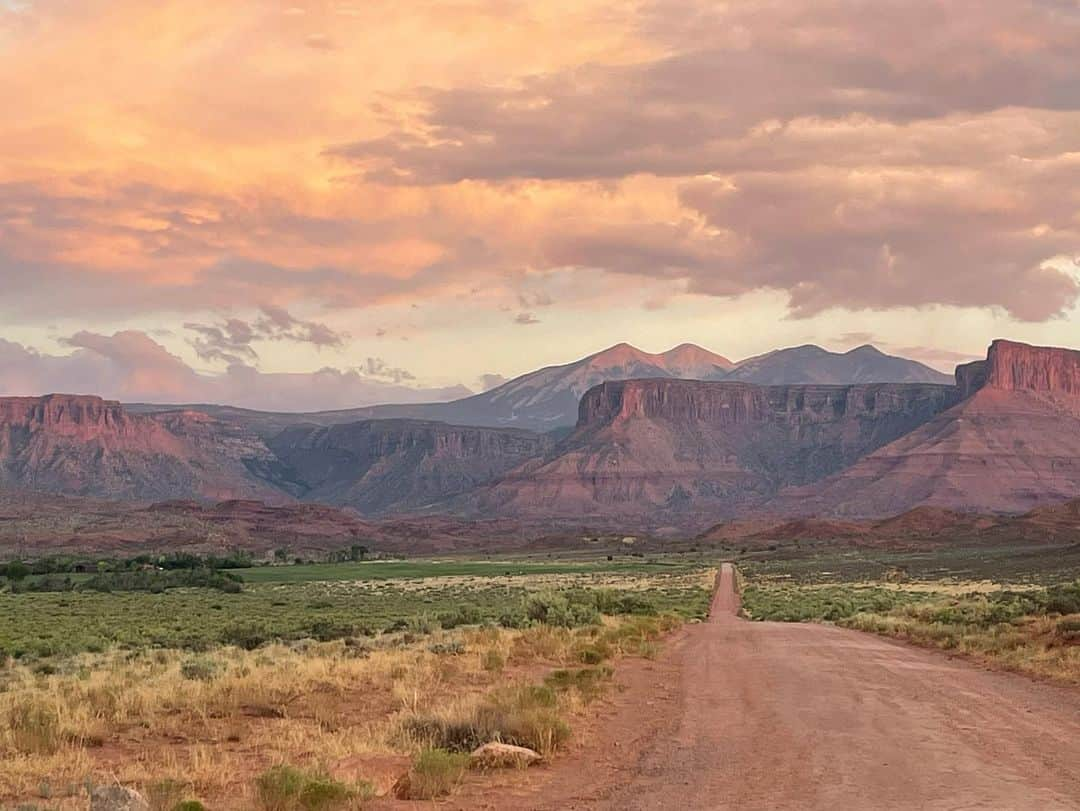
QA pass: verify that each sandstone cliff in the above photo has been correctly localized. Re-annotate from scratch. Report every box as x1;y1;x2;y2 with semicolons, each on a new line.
775;340;1080;517
474;379;959;522
269;419;553;516
0;394;292;502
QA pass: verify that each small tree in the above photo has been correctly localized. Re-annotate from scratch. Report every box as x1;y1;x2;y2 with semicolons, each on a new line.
3;560;29;581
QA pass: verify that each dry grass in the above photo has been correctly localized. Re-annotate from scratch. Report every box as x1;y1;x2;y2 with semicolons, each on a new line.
845;608;1080;684
0;615;677;808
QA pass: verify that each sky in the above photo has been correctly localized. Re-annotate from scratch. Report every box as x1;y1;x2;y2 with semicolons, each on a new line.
1;0;1078;410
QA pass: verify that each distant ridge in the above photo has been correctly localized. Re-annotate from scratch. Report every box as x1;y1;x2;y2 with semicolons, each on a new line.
5;339;1080;539
772;340;1080;516
726;344;952;385
130;341;948;433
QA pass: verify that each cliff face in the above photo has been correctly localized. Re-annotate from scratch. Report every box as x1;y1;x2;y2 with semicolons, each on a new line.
955;360;988;399
981;339;1080;396
776;340;1080;517
476;379;959;523
0;395;142;440
269;419;553;516
955;340;1080;400
0;394;291;502
578;379;957;429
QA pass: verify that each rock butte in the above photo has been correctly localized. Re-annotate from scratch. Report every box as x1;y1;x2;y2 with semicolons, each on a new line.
1;339;1079;532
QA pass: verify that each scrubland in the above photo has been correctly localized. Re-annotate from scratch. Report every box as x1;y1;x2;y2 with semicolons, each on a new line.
0;559;711;809
740;546;1080;684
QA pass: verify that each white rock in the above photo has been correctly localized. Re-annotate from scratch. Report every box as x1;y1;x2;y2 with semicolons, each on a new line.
470;741;543;770
90;786;150;811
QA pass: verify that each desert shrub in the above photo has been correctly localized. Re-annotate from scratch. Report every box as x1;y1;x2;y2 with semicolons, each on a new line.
79;567;242;594
403;683;570;757
498;609;528;629
438;605;483;629
511;625;571;661
143;779;186;811
614;593;659;615
342;637;372;658
524;592;599;628
428;640;466;656
588;588;621;614
255;765;358;811
307;620;355;643
599;616;666;658
574;642;611;665
402;749;470;800
544;666;613;701
1057;616;1080;642
741;585;917;623
220;622;272;650
179;658;220;682
1042;582;1080;615
401;714;485;753
481;648;505;672
4;694;63;754
173;803;207;811
474;685;569;755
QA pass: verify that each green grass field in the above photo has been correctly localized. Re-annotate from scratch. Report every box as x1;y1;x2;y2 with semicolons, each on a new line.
232;558;692;583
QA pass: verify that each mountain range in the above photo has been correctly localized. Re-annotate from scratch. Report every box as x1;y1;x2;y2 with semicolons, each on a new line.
2;338;1077;548
131;342;950;434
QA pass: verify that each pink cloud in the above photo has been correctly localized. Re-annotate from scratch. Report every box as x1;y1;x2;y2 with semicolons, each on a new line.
1;332;470;411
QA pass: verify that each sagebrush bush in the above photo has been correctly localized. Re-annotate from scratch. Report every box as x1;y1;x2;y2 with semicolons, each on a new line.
402;682;572;756
401;748;469;800
438;605;483;629
574;642;610;665
1056;616;1080;642
179;658;219;682
220;622;272;650
307;620;355;643
428;640;466;656
255;764;360;811
544;666;613;702
481;648;505;672
1042;582;1080;615
524;592;600;628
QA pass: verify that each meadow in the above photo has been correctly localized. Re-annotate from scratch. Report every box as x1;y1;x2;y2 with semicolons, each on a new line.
739;544;1080;684
0;556;713;809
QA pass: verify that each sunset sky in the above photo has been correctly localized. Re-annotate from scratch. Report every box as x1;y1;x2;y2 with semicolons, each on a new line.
2;0;1078;410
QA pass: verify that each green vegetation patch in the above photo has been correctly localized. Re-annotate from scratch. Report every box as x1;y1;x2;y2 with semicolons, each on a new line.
741;584;929;622
0;561;711;659
232;558;691;584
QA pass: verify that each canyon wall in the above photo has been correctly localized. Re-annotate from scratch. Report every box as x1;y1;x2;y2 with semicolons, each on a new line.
0;394;291;502
778;340;1080;517
270;419;554;516
476;380;960;523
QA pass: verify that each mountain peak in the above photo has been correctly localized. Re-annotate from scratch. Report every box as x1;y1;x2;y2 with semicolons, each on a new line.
663;343;734;367
846;344;886;356
585;342;650;365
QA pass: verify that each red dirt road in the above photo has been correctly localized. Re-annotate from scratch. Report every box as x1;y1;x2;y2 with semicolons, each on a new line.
458;563;1080;810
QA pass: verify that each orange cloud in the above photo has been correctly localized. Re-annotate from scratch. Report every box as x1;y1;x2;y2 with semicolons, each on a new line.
0;0;1077;356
